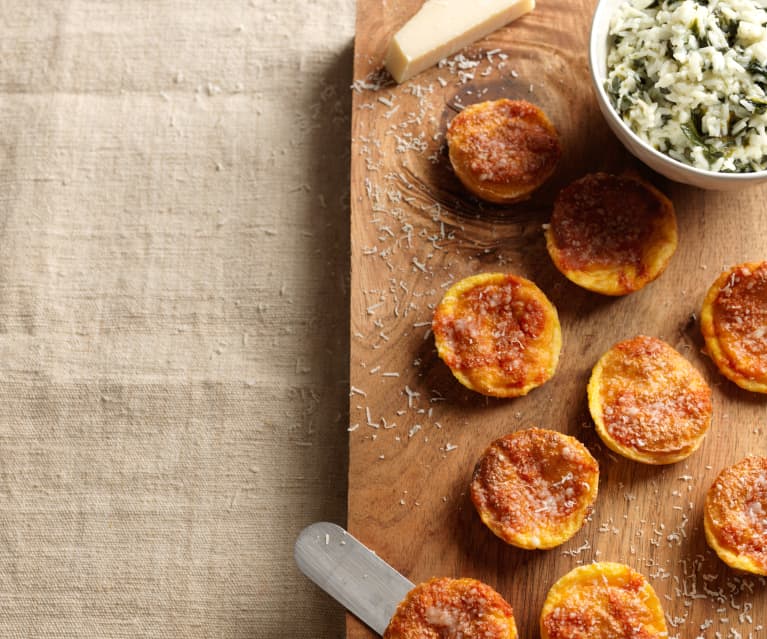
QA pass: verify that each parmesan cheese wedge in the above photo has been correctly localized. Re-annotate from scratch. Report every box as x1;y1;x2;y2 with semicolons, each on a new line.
385;0;535;83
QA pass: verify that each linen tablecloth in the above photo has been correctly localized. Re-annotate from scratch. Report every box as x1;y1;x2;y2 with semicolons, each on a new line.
0;1;354;636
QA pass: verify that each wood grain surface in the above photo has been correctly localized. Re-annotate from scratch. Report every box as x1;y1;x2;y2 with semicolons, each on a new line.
348;1;767;638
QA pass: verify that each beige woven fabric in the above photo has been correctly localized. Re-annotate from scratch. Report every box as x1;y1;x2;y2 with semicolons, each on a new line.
0;1;353;636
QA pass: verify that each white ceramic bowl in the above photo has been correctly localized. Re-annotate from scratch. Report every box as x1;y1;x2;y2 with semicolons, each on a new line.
589;0;767;190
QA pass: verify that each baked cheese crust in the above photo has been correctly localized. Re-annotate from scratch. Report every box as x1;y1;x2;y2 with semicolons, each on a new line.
705;456;767;575
384;577;518;639
540;562;668;639
447;99;561;203
700;261;767;393
432;273;561;397
545;173;677;296
588;335;712;464
470;428;599;549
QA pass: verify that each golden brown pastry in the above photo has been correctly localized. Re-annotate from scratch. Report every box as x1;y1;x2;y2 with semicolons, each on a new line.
700;261;767;393
540;562;668;639
446;99;561;203
545;173;677;295
432;272;561;397
384;577;518;639
705;456;767;575
471;428;599;549
588;335;712;464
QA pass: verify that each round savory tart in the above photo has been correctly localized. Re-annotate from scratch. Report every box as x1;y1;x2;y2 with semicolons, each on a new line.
383;577;518;639
700;261;767;393
432;272;561;397
545;173;678;295
446;99;561;203
470;428;599;550
588;335;712;464
540;562;668;639
704;456;767;575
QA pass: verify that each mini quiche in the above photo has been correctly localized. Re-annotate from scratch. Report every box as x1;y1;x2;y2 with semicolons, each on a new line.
588;335;712;464
432;272;561;397
446;99;561;203
384;577;518;639
470;428;599;550
540;563;668;639
704;456;767;575
700;261;767;393
545;173;677;295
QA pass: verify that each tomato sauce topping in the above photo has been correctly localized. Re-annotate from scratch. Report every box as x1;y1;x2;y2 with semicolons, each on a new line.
712;262;767;380
550;173;668;272
448;99;560;185
384;577;517;639
542;566;665;639
471;429;598;544
597;336;711;453
707;456;767;571
432;276;546;383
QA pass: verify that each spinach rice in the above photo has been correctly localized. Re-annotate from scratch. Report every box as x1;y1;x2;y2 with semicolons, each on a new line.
607;0;767;172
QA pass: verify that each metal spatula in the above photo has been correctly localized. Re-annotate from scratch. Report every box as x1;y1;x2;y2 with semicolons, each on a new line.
294;522;414;635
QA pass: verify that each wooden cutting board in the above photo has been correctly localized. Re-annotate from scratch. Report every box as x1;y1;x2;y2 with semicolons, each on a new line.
348;1;767;638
